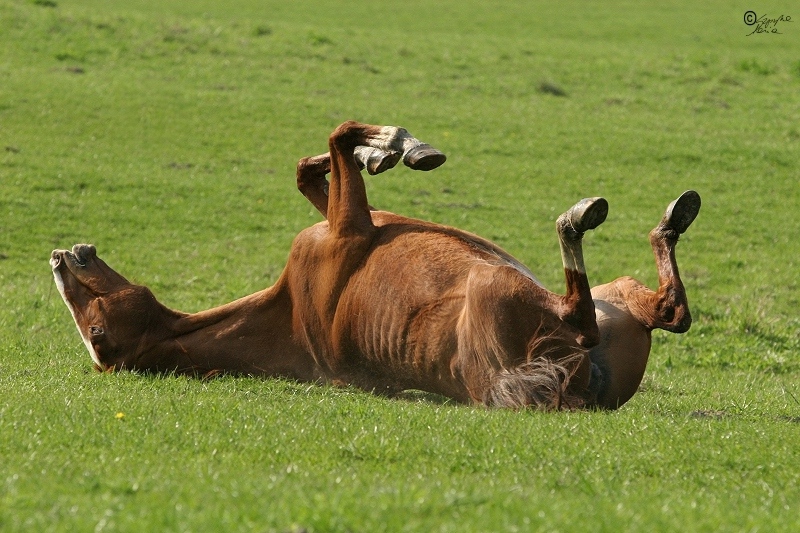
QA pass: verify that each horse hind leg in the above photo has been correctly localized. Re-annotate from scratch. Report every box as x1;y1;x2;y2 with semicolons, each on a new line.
455;263;591;410
643;190;701;332
555;197;608;348
660;189;701;238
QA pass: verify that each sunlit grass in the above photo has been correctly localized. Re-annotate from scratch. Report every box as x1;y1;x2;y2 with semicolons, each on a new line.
1;0;799;531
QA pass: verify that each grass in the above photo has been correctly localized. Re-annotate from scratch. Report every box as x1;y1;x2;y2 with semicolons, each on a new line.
3;348;799;532
1;0;799;531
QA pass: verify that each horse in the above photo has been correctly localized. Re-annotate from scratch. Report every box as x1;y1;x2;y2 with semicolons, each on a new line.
51;121;700;409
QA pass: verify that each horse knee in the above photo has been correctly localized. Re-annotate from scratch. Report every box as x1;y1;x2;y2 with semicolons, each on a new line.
329;121;364;153
296;157;314;188
296;154;330;188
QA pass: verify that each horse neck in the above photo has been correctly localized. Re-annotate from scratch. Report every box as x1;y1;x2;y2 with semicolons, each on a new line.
144;278;313;377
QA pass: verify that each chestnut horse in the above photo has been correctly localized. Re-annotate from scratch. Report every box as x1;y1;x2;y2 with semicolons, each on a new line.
51;121;700;409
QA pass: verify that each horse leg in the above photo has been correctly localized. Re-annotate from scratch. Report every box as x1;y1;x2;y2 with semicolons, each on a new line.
353;146;401;175
296;123;444;381
469;197;608;409
296;130;446;219
632;190;701;332
295;150;389;218
555;197;609;348
325;121;446;234
296;153;332;217
357;139;446;173
455;263;592;410
584;191;701;409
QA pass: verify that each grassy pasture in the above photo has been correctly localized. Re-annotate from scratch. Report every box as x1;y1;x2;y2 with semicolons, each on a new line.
1;0;799;531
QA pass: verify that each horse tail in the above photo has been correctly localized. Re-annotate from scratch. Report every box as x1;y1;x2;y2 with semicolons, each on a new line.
483;352;588;410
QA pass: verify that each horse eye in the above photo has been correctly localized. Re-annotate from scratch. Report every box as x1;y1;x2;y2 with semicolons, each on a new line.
89;326;104;337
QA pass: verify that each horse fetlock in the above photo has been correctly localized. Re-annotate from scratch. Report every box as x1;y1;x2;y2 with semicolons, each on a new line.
367;126;410;153
658;301;692;333
370;126;447;172
650;226;680;244
556;212;583;242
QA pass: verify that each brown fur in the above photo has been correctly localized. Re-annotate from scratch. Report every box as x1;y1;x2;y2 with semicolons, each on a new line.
51;121;699;410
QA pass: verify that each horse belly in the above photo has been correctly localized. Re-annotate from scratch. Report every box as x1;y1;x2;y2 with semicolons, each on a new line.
591;298;652;408
335;271;467;397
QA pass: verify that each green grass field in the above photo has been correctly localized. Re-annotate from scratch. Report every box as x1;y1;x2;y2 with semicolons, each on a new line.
2;0;799;531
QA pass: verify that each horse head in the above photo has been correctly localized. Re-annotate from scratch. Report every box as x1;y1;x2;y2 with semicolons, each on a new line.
50;244;173;372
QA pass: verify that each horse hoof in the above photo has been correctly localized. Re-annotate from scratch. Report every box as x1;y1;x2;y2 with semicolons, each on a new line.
403;144;447;171
354;146;402;175
366;150;402;175
662;190;701;234
563;197;608;235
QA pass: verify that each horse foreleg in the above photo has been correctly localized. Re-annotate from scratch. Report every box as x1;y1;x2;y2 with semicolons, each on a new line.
555;197;608;347
296;153;332;217
326;121;446;235
353;146;402;175
296;148;400;216
297;129;446;220
295;150;389;218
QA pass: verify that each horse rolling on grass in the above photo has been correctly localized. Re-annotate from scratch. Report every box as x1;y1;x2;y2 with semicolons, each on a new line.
51;121;700;410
